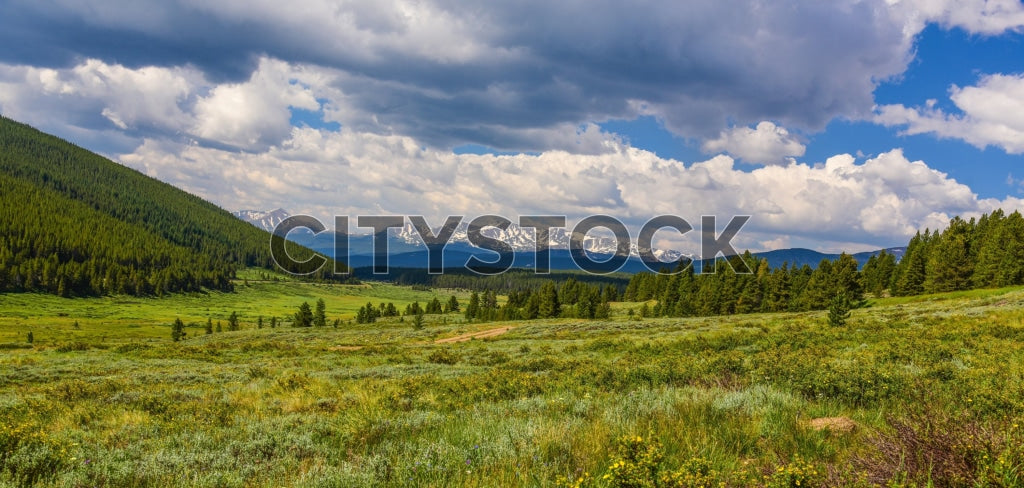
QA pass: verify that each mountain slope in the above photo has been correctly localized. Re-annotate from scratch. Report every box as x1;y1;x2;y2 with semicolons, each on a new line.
0;116;345;296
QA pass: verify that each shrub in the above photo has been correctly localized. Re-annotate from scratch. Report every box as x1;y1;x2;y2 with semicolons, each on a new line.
427;348;459;365
602;434;722;488
763;455;822;488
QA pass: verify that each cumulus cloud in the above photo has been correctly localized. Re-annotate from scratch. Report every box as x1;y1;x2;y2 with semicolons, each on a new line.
0;59;200;147
890;0;1024;35
2;1;1023;253
701;121;807;165
118;126;1022;253
874;73;1024;153
192;58;321;150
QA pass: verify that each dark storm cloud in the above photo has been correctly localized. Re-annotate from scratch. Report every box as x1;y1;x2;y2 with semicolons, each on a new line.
0;0;913;150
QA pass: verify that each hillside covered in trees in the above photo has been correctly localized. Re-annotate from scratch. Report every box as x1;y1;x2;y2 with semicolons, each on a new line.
624;209;1024;318
0;116;348;296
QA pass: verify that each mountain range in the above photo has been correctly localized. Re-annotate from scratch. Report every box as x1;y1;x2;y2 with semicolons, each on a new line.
235;209;904;272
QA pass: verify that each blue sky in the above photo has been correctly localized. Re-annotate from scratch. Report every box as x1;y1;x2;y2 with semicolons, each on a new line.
1;1;1023;254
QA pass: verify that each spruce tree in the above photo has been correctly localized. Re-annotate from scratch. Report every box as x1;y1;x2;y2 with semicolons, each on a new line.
465;292;480;320
171;317;186;341
294;302;314;327
227;311;239;331
537;282;560;318
205;318;213;335
924;217;973;293
828;292;851;327
314;299;327;327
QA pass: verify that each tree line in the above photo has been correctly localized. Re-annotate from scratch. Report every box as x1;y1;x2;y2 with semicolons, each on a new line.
888;209;1024;295
624;251;863;317
624;209;1024;318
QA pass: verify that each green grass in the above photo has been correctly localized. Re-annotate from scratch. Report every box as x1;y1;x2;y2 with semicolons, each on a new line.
0;276;467;344
1;281;1023;486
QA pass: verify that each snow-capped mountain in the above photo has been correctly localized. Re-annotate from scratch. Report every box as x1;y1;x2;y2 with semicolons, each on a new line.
394;222;689;262
235;210;690;262
233;208;291;232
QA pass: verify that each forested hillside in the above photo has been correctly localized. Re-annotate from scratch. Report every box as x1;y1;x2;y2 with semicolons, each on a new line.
625;209;1024;318
0;116;347;296
890;210;1024;295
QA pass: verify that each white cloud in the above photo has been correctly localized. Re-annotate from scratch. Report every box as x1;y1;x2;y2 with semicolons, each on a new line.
0;59;199;135
890;0;1024;35
874;73;1024;153
118;126;1022;252
192;58;321;150
701;121;806;165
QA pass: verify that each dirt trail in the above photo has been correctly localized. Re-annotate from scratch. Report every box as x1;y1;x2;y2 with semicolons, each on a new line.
435;326;514;344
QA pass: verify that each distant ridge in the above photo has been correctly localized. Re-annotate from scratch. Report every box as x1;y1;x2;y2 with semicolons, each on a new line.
754;246;906;269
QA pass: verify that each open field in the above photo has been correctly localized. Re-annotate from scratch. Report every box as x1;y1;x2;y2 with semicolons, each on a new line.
1;282;1023;486
0;278;468;344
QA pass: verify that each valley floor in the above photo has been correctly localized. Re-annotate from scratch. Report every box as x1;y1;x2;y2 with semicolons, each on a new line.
1;281;1023;486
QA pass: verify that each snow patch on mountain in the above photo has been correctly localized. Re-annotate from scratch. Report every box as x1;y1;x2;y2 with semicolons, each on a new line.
394;222;689;261
233;208;291;232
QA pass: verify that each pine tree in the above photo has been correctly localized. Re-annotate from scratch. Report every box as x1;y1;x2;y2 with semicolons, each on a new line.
465;292;480;320
412;312;425;330
447;295;460;313
863;251;896;297
257;316;264;329
270;316;277;328
26;331;33;344
523;293;540;319
828;292;851;327
427;297;443;314
294;302;314;327
215;321;222;333
205;318;213;335
314;298;327;327
924;217;973;293
537;282;560;318
893;231;929;296
171;317;186;341
227;311;239;331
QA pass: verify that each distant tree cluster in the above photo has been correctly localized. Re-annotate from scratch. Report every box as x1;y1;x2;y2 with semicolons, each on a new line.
621;209;1024;319
353;267;628;294
624;251;863;317
355;296;460;324
464;278;614;322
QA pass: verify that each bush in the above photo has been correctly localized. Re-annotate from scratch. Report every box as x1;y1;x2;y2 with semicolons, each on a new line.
602;434;722;488
427;348;459;365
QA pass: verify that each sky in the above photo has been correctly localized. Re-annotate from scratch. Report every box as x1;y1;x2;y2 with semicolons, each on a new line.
1;0;1024;255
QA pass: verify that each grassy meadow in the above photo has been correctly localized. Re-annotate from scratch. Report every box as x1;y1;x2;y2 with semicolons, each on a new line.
1;277;1023;486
